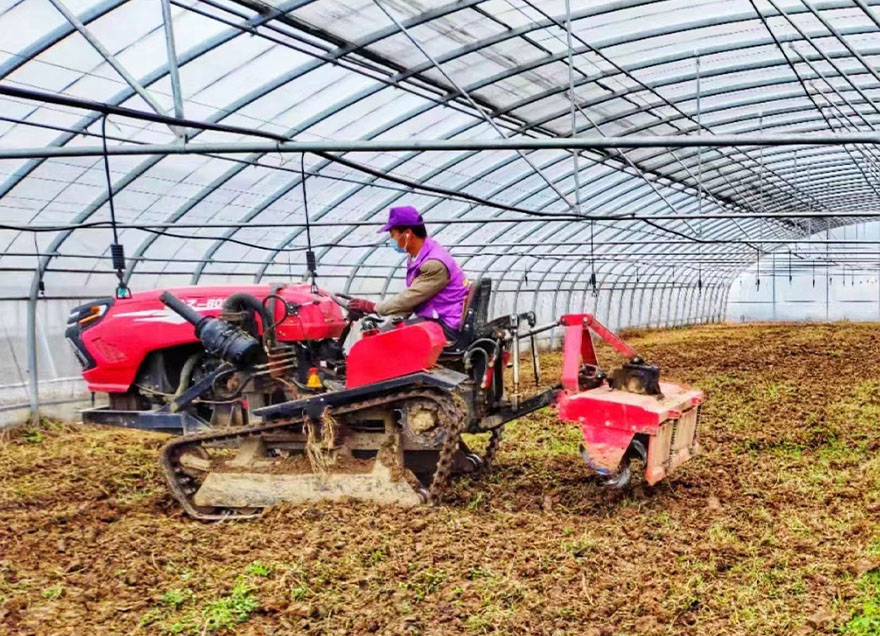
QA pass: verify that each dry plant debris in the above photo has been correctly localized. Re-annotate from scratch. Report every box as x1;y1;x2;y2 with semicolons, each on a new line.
2;323;880;635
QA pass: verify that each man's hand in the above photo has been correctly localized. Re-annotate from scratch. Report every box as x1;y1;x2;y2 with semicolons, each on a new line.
348;298;377;314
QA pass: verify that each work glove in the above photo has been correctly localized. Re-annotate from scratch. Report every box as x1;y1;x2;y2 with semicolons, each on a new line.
348;298;377;314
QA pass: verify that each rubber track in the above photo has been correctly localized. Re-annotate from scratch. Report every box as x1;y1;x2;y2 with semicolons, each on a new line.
160;388;466;522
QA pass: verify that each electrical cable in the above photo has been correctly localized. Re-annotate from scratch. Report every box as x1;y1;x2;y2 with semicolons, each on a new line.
261;293;290;331
0;218;577;232
100;115;130;299
3;85;719;245
0;110;536;205
0;86;834;249
0;83;583;222
2;82;834;260
589;218;597;294
301;152;318;292
32;233;44;297
0;83;287;144
0;219;690;254
311;150;582;220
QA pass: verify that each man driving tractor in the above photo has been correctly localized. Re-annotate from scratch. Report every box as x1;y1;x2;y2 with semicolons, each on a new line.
69;204;705;519
349;206;470;340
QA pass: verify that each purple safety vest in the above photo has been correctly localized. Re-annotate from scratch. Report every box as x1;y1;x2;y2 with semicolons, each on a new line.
406;237;469;330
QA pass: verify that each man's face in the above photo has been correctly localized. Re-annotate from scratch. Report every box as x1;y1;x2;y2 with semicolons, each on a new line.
389;229;409;250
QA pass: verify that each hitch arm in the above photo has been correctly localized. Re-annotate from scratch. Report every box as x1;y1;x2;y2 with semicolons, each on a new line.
561;314;639;360
559;314;644;392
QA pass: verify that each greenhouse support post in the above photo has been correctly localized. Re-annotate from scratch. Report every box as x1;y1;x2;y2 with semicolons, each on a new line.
772;252;777;321
26;290;39;426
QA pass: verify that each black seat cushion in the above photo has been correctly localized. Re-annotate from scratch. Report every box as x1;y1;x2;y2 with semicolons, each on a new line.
441;277;492;357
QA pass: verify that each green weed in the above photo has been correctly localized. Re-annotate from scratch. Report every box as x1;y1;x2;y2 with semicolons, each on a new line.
244;561;272;577
23;429;43;445
563;532;597;558
400;567;447;601
160;588;192;609
201;577;259;632
138;608;164;628
843;571;880;635
467;492;486;511
41;584;63;600
466;566;496;580
466;612;494;634
365;548;386;566
163;615;199;634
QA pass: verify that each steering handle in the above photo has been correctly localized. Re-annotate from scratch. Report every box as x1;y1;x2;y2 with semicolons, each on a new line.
328;291;352;310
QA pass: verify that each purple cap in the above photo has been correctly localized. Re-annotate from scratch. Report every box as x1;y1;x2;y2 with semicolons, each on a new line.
378;206;424;233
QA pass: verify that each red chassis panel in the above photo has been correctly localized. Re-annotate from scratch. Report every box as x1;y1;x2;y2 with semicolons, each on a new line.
345;321;447;389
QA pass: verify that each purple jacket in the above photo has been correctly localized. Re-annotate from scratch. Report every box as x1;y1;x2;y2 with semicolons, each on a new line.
406;238;469;330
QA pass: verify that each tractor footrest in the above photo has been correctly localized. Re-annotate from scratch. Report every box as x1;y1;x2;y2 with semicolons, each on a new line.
81;407;209;435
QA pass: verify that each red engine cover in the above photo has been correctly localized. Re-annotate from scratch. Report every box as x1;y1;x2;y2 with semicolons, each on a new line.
80;284;346;393
345;321;446;389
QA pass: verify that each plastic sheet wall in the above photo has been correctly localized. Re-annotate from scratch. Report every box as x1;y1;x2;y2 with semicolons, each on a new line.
0;274;729;428
727;223;880;323
0;298;96;428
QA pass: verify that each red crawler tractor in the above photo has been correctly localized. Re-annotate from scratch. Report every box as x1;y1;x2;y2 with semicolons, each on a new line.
67;279;702;520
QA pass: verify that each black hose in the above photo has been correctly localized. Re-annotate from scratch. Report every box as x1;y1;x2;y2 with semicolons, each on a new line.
222;293;273;336
261;293;290;331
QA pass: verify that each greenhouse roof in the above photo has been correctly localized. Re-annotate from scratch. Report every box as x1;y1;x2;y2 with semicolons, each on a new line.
2;0;880;300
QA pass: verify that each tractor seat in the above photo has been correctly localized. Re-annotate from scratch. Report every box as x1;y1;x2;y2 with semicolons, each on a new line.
441;277;491;358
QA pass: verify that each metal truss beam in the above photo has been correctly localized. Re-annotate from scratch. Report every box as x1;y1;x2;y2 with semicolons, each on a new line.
45;0;182;136
7;130;880;159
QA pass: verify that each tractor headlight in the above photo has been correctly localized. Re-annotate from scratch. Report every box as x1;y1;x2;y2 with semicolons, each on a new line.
67;298;113;329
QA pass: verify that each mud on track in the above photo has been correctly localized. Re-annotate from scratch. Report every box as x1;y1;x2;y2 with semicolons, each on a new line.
2;323;880;636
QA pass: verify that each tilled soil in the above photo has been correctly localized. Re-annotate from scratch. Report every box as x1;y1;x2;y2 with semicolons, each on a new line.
2;323;880;636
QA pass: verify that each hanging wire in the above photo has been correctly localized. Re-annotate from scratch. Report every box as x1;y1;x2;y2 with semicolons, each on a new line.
589;218;597;295
101;115;130;299
696;50;703;293
32;233;45;297
300;152;318;293
827;220;831;287
756;248;761;291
